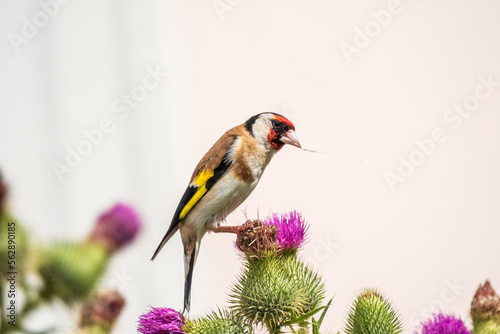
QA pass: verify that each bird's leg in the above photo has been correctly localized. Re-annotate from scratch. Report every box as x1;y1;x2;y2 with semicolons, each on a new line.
212;225;242;234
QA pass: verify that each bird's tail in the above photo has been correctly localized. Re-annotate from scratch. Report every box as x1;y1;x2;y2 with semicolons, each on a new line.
150;224;179;261
183;238;200;313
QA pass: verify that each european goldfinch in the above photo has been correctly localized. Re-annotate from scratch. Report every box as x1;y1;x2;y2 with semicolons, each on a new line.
151;112;301;312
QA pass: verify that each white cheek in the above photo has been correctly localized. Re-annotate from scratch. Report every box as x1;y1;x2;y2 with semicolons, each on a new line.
252;120;272;148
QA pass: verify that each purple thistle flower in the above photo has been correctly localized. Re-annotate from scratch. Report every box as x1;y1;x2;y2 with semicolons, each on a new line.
138;307;186;334
263;211;308;250
416;312;471;334
89;203;142;252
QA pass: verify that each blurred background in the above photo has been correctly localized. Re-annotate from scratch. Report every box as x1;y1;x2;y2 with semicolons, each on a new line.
1;0;499;332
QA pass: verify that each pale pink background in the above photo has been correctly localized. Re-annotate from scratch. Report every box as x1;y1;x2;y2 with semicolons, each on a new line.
1;0;499;333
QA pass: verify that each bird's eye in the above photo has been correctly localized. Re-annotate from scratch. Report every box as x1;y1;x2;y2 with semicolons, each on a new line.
272;120;281;128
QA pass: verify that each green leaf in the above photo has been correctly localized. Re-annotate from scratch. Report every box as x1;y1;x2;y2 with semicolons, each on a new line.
318;297;334;327
281;304;330;327
311;317;319;334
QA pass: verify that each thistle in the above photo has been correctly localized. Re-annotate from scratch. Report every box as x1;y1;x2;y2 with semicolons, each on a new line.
471;281;500;334
345;289;403;334
231;212;324;333
236;212;308;258
416;312;471;334
138;307;186;334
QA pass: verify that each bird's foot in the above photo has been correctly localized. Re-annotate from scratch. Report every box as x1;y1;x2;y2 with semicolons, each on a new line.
213;225;242;234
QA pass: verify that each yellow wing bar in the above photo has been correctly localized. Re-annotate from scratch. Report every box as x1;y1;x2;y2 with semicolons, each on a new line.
179;169;214;220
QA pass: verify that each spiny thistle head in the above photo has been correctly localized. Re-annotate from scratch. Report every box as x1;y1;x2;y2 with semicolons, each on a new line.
230;255;325;331
39;241;109;302
185;309;251;334
345;289;403;334
138;307;186;334
235;219;278;257
415;313;471;334
88;203;142;252
263;211;308;251
79;290;125;332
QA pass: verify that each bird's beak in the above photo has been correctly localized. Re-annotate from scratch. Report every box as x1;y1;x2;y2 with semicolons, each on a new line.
279;130;301;148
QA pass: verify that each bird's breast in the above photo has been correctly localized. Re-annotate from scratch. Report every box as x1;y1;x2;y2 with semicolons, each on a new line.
232;136;274;185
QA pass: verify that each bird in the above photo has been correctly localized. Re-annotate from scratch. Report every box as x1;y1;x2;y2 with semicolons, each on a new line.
150;112;301;312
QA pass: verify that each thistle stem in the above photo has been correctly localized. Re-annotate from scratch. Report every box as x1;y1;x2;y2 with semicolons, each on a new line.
297;321;309;334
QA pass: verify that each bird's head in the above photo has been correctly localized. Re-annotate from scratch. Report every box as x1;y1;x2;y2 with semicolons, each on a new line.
245;113;301;151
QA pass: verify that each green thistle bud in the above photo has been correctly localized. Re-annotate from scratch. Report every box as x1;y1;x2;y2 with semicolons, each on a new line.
230;255;325;333
185;309;251;334
38;241;109;302
471;280;500;334
345;289;403;334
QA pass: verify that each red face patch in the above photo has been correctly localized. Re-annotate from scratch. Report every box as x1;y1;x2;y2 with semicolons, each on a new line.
267;129;284;150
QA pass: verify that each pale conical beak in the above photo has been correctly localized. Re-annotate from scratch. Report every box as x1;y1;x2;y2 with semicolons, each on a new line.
279;130;301;148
